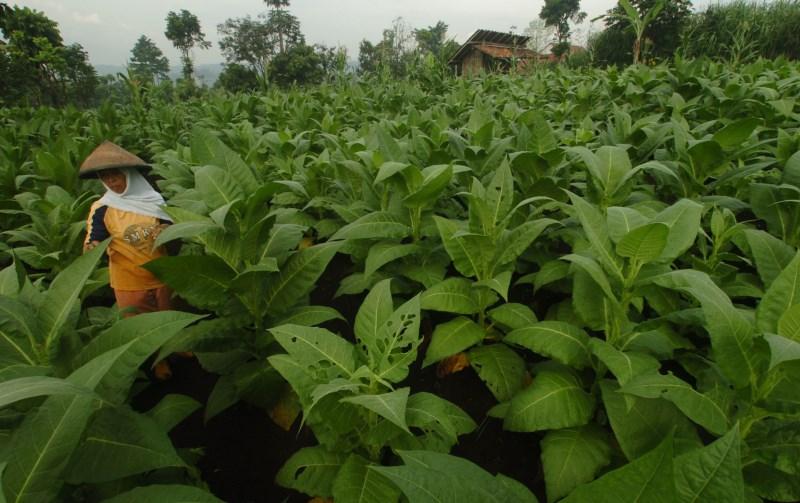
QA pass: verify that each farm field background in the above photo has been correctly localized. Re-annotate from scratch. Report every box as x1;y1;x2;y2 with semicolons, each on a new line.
2;58;800;502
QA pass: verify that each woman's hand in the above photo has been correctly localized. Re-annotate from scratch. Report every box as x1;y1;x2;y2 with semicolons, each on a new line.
83;240;101;253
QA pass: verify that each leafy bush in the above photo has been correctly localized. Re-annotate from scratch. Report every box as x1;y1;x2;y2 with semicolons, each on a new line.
680;0;800;61
2;59;800;502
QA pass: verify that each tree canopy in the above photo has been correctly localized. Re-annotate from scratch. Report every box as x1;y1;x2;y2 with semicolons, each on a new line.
539;0;586;57
0;5;96;106
164;9;211;81
128;35;170;83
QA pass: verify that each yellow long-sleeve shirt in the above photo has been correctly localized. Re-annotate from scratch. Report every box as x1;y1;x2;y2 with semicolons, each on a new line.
85;201;167;291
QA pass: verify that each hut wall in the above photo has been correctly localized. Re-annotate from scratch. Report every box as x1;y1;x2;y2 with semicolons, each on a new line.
462;48;485;77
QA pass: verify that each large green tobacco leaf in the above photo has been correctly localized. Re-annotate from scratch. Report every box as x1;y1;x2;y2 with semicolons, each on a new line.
651;270;762;389
372;450;538;503
616;223;669;263
331;212;410;240
0;297;39;366
485;160;514;231
258;223;307;266
541;425;612;503
153;219;221;249
405;392;476;447
750;184;797;240
276;446;347;497
264;241;342;316
569;146;631;200
619;373;729;435
2;344;130;503
191;127;258;192
567;193;621;280
373;295;421;382
354;279;394;364
600;380;699;460
74;311;202;403
778;303;800;342
712;118;759;149
505;321;591;369
100;485;222;503
674;426;743;503
374;161;411;184
764;334;800;369
332;454;400;503
504;365;594;432
342;388;410;432
588;339;659;385
607;207;649;243
65;406;185;484
747;420;800;476
744;462;800;502
403;164;453;207
364;242;419;278
274;305;344;328
468;344;526;402
757;251;800;334
144;255;235;310
271;324;357;379
39;240;108;357
420;277;480;314
423;317;484;368
495;219;559;267
651;199;703;262
145;393;201;432
434;216;492;278
194;165;244;209
562;434;674;503
488;303;538;331
0;376;92;408
743;229;795;288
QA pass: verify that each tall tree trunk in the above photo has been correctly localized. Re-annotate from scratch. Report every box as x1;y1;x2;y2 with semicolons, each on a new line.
633;38;641;64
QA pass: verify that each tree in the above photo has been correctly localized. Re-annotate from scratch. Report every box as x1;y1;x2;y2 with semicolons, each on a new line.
615;0;664;64
358;17;417;77
263;0;303;55
539;0;587;58
604;0;691;61
0;6;95;106
269;43;323;87
525;18;557;54
414;21;460;64
218;15;274;78
164;9;211;81
61;43;98;106
315;44;348;77
216;63;260;93
128;35;170;83
414;21;448;58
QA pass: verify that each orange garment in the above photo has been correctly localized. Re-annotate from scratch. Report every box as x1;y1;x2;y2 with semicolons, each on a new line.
115;286;172;317
85;201;167;291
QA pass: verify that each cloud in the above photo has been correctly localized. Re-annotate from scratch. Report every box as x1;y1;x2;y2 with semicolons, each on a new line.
72;12;101;25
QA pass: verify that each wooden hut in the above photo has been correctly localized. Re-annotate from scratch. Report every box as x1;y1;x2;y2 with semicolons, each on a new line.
448;30;538;76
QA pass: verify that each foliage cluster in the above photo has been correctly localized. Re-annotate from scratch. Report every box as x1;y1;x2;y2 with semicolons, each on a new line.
2;57;800;502
0;6;97;107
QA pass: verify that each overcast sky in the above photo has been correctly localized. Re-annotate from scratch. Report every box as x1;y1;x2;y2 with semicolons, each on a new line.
15;0;711;66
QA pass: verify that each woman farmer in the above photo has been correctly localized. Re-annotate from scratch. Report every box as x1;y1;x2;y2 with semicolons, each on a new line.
80;141;175;377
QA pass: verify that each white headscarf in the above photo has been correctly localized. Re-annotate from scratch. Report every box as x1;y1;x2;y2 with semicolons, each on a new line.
98;168;172;221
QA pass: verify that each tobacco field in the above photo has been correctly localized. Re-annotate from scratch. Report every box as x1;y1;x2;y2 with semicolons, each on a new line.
1;58;800;502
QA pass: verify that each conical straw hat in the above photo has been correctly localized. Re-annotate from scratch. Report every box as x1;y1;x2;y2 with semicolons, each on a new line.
78;141;150;178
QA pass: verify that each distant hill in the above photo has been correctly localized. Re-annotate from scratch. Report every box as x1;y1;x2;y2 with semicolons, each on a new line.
94;63;224;85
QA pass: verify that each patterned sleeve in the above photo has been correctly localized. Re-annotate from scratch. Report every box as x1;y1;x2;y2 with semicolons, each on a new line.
85;204;110;244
